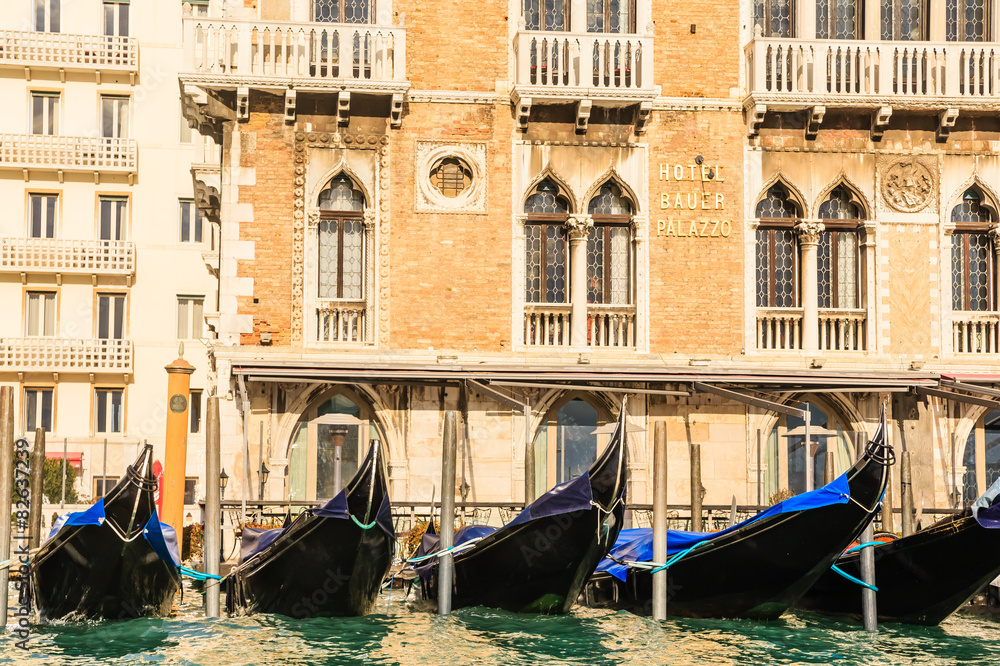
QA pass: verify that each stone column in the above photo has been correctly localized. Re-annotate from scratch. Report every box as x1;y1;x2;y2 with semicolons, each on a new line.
363;210;377;343
566;214;594;348
795;219;824;353
796;0;817;40
929;0;947;41
864;0;881;39
861;220;878;353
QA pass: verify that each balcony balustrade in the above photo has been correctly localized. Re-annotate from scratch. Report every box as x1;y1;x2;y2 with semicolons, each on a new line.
587;304;636;348
315;300;367;344
0;238;134;277
756;309;804;351
953;312;1000;354
0;30;138;79
523;304;637;348
0;134;137;176
0;338;132;373
524;304;572;347
818;308;867;352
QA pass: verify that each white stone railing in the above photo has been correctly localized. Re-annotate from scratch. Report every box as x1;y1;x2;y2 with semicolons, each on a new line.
183;18;406;83
756;308;803;351
0;238;134;275
0;134;137;173
953;312;1000;354
587;304;636;348
818;308;867;352
513;30;654;92
315;300;367;344
0;30;138;72
746;38;1000;101
524;304;571;346
0;338;132;373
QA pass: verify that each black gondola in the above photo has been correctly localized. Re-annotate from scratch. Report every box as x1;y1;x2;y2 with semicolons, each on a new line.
583;417;892;620
29;444;181;621
797;476;1000;625
411;402;629;614
226;439;394;617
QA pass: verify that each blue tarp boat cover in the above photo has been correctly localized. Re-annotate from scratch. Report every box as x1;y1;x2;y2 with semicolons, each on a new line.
412;471;597;580
241;484;394;562
972;476;1000;529
48;501;180;567
597;472;854;581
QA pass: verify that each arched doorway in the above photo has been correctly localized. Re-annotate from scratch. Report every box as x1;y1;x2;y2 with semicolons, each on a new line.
287;388;384;501
962;410;1000;504
531;396;608;497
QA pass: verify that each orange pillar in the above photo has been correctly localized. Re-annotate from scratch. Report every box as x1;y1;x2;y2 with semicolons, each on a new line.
162;348;195;535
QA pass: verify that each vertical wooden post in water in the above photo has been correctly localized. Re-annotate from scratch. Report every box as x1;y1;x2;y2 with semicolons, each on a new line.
855;433;877;632
690;442;702;532
0;387;14;628
438;411;458;615
523;401;534;507
900;451;914;537
60;437;66;507
28;428;45;550
652;421;668;621
824;451;835;485
756;429;762;507
882;464;895;534
163;349;195;535
205;396;222;618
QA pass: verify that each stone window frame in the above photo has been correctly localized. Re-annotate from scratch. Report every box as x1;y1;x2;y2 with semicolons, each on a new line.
414;142;487;214
948;185;998;313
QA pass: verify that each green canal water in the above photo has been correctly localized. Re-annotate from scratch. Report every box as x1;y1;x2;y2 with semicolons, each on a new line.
3;584;1000;665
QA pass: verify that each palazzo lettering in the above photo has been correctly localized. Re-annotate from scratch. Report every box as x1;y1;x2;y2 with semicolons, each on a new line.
656;219;732;238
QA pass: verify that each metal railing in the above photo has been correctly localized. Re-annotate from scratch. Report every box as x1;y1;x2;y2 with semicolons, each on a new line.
0;238;134;275
0;337;132;373
513;30;654;92
0;134;137;172
0;30;137;71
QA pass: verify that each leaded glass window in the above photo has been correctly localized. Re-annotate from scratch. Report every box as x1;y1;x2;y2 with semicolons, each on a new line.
817;0;859;39
587;182;633;304
318;175;366;301
524;0;567;31
313;0;370;23
754;0;792;37
947;0;988;41
525;180;569;304
952;189;994;312
755;184;800;308
817;187;862;309
587;0;635;33
882;0;926;40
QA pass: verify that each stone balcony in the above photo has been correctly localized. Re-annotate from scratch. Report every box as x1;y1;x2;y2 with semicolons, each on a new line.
0;238;135;280
523;303;637;348
757;308;869;353
314;300;368;344
0;30;138;82
953;311;1000;354
180;16;408;126
0;134;137;181
0;337;132;374
744;32;1000;137
511;27;659;132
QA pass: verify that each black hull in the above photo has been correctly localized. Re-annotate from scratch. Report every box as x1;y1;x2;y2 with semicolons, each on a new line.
30;445;180;621
419;404;629;614
797;513;1000;625
584;430;890;620
226;441;394;617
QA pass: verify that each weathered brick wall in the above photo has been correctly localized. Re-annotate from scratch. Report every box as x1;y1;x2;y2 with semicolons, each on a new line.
652;0;740;99
646;109;745;355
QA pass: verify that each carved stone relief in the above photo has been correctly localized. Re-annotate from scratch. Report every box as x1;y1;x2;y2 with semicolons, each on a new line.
879;157;936;213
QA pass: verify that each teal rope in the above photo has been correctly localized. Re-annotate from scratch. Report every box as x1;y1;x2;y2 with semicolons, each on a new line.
830;564;878;592
351;515;378;530
844;541;883;555
178;565;223;581
405;538;482;564
648;541;705;575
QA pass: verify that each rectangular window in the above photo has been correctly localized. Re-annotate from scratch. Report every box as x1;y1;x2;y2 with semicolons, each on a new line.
882;0;926;40
101;96;130;139
318;218;364;300
754;0;792;37
24;388;54;433
184;477;199;504
94;388;124;433
93;476;119;498
97;293;126;339
25;291;56;336
34;0;60;32
99;196;128;241
189;389;203;433
179;200;204;243
953;232;993;311
817;230;859;309
30;92;59;135
177;296;205;340
755;228;798;308
816;0;859;39
103;0;129;37
28;193;57;239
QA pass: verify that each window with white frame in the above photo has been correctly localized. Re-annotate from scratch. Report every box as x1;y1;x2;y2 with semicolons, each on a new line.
30;92;59;136
25;291;56;337
97;293;126;339
99;196;128;241
177;296;205;340
587;0;636;32
524;0;568;30
179;199;204;243
94;388;124;433
34;0;61;32
28;193;57;239
103;0;129;37
101;96;130;139
23;388;53;433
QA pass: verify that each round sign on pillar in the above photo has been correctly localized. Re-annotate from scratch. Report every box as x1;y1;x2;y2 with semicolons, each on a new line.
170;394;188;414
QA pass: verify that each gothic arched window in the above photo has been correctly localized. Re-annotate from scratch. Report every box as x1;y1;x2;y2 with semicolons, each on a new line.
317;174;366;301
586;182;633;305
817;186;863;309
755;184;800;308
951;188;994;312
525;179;570;304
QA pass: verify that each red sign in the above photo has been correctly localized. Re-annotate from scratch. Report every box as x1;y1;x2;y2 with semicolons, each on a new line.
152;460;163;516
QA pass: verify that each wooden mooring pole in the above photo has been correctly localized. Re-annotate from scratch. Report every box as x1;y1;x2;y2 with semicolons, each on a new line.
204;396;221;618
824;451;835;485
901;451;914;537
0;386;14;629
28;428;45;550
652;421;668;621
438;411;458;615
690;442;703;532
855;433;877;632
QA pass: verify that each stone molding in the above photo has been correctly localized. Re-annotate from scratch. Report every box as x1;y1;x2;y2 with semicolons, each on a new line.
414;141;488;214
